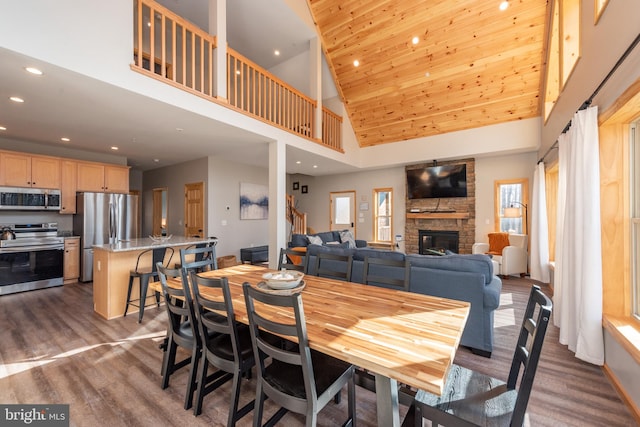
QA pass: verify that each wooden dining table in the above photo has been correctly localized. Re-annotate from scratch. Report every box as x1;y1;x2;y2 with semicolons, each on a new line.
151;264;469;427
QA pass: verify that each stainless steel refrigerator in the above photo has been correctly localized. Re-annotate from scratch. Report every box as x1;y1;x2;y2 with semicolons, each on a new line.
73;192;139;282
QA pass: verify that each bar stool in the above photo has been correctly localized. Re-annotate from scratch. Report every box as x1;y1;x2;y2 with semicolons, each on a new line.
124;247;174;322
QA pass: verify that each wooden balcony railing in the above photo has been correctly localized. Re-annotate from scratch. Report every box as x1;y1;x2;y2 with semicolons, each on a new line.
133;0;217;99
227;48;317;140
322;107;343;151
132;0;342;151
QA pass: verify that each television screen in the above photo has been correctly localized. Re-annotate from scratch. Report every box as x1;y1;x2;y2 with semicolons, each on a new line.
406;164;467;199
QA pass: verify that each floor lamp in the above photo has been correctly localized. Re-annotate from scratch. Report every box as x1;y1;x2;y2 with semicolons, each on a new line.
504;202;528;234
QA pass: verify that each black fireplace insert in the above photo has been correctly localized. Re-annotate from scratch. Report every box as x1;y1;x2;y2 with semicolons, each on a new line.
419;230;459;255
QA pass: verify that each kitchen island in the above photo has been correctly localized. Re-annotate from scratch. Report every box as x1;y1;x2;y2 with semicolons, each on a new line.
92;236;217;320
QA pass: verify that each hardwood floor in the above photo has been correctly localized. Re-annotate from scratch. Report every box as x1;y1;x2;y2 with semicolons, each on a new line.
0;278;636;426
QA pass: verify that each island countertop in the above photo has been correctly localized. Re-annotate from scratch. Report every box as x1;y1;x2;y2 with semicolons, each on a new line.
93;236;217;253
91;236;218;319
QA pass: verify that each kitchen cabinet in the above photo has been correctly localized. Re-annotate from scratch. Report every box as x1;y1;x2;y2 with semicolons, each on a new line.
0;152;60;189
60;160;77;214
76;162;129;193
63;237;80;284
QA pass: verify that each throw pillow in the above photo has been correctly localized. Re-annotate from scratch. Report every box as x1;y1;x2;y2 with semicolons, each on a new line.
487;232;510;255
339;230;356;248
307;235;323;246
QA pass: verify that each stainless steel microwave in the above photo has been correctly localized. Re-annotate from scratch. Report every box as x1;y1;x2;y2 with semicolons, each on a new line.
0;187;61;210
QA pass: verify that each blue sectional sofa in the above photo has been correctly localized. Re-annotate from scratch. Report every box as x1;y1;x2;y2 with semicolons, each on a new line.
290;231;368;249
304;244;502;357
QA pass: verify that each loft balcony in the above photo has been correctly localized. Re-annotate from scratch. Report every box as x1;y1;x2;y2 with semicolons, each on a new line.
131;0;342;152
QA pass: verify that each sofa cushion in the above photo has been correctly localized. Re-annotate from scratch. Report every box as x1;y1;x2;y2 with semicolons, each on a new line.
339;230;356;248
291;234;309;247
308;235;323;245
353;248;405;262
306;244;355;258
406;253;494;284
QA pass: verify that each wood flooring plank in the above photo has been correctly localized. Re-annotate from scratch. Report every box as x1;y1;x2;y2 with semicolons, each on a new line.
0;279;636;426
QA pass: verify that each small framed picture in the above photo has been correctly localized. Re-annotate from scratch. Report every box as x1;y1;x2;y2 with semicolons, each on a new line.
293;181;299;191
301;185;308;194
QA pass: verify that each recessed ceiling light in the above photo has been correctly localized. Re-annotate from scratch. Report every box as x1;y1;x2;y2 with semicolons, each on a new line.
296;161;301;164
9;96;24;103
176;127;183;132
154;158;160;163
274;50;280;56
25;67;43;75
353;60;360;67
313;165;318;168
412;36;419;45
0;126;6;131
499;1;509;11
425;72;431;77
111;146;119;150
61;137;70;142
236;70;241;75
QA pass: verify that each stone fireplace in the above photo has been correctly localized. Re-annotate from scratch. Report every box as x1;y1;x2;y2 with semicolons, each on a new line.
405;158;475;254
419;230;459;254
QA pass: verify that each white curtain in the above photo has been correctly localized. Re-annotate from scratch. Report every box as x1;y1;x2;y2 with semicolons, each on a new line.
530;162;550;283
553;106;604;365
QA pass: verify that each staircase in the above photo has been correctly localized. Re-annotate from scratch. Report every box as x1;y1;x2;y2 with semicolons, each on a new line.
286;194;307;237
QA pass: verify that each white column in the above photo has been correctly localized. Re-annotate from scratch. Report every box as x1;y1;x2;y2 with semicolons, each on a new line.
310;37;323;140
269;140;287;269
209;0;227;100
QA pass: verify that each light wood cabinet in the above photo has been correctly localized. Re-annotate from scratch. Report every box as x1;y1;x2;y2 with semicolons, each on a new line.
104;165;130;193
77;162;129;193
60;160;77;214
0;152;60;189
64;237;80;284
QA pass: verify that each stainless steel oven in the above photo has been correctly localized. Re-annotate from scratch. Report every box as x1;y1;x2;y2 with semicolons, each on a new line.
0;223;64;295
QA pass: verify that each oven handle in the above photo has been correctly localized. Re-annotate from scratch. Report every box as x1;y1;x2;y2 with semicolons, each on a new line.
0;244;64;254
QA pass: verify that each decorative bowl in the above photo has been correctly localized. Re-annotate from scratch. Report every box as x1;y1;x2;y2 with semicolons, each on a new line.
149;234;172;243
261;270;304;289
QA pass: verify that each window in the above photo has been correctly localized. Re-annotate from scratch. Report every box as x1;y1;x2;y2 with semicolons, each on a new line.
631;122;640;319
373;188;392;242
495;179;529;234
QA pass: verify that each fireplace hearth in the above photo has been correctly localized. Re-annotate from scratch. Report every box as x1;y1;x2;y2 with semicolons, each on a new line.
419;230;459;254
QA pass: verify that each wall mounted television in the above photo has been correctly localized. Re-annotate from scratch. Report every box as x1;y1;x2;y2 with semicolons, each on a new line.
406;164;467;199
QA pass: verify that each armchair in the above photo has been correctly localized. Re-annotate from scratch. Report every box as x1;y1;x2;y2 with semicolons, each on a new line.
473;232;528;277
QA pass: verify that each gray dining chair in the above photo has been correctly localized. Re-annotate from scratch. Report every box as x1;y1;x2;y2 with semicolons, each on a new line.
156;263;202;411
277;247;308;273
190;272;255;424
242;282;356;427
406;285;552;427
362;256;411;291
312;251;353;282
180;243;218;273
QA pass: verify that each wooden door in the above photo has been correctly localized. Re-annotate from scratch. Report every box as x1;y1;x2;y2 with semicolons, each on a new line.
184;182;205;237
330;191;356;235
152;188;166;236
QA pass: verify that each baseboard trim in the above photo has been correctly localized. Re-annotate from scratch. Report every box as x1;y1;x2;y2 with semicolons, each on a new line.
602;363;640;425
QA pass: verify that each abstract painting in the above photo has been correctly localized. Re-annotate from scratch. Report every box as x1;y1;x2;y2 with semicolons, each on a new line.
240;182;268;220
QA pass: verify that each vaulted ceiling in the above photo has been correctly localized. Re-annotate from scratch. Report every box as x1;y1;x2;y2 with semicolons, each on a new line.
307;0;549;147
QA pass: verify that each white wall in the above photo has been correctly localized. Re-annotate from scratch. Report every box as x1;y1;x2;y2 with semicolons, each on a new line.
474;152;538;242
207;157;269;260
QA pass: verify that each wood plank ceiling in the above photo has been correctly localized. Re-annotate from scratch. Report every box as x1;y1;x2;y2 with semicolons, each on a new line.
307;0;549;147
